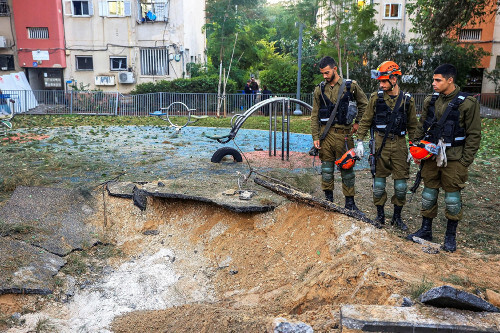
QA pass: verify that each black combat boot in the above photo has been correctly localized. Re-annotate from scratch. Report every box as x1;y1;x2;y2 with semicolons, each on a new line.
406;216;433;241
442;219;458;252
391;205;408;231
345;196;362;213
375;205;385;225
324;190;333;202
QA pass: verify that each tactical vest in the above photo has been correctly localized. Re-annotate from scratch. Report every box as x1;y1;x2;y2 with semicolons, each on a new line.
373;90;411;136
424;92;468;147
318;79;354;125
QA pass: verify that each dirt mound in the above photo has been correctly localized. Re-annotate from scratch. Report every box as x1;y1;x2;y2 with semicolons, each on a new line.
95;195;499;332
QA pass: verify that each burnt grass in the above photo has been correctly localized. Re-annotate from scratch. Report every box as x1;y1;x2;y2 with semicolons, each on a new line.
0;116;499;255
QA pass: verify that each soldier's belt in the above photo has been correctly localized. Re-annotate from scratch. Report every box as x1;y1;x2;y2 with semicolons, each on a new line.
376;131;405;140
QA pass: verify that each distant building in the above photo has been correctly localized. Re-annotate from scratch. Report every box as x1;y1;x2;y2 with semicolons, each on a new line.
316;0;500;93
1;0;206;92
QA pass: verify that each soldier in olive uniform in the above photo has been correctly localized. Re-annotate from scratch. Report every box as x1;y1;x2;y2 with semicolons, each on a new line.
406;64;481;252
355;61;418;230
311;56;368;211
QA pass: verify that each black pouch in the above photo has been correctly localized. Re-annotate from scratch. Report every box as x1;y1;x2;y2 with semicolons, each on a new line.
319;107;331;125
442;120;455;138
345;101;358;124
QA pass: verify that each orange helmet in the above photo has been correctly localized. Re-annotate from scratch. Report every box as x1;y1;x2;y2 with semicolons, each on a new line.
335;148;358;170
371;61;402;80
409;140;439;160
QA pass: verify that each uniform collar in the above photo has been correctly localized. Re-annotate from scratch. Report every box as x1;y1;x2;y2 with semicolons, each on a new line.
327;76;343;88
441;84;460;99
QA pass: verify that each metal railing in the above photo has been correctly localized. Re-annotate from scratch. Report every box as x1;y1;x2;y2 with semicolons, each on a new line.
5;89;498;118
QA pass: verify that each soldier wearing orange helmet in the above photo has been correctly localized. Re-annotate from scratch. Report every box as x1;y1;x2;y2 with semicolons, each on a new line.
355;61;418;230
406;64;481;253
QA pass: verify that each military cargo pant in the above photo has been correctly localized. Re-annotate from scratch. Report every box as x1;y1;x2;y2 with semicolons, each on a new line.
373;133;410;207
318;127;355;197
421;159;468;221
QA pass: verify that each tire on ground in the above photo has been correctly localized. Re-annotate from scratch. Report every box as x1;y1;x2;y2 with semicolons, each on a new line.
211;147;243;163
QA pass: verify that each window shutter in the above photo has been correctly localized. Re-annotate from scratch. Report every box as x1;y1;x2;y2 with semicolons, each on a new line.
63;0;73;15
124;1;131;16
88;1;94;16
98;1;109;16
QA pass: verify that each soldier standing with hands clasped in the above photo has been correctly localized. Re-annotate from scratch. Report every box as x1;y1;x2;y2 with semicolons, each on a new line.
311;56;368;212
355;61;418;230
406;64;481;252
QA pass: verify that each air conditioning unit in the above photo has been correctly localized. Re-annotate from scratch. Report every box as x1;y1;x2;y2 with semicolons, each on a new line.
119;72;135;84
0;36;7;48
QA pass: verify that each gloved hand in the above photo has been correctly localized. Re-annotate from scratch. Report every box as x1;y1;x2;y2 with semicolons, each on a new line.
354;140;364;157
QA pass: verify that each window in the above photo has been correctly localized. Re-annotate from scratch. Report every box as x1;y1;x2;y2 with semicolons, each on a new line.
140;48;169;76
72;1;91;15
110;56;127;71
28;27;49;39
76;56;93;70
384;3;401;19
0;55;14;71
99;0;131;17
0;0;10;16
459;29;481;41
496;56;500;69
139;0;169;22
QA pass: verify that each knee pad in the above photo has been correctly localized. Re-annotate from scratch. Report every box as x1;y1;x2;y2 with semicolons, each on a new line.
394;179;407;200
321;161;335;183
341;168;355;188
373;177;386;198
445;191;462;216
422;187;438;211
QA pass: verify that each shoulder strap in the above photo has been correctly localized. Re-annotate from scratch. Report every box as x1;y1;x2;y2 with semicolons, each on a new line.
345;79;352;92
320;80;347;141
319;82;332;106
435;92;467;127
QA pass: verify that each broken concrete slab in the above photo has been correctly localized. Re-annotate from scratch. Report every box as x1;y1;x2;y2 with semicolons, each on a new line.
420;285;500;313
272;317;313;333
340;304;500;332
106;181;278;213
0;186;99;256
0;237;66;295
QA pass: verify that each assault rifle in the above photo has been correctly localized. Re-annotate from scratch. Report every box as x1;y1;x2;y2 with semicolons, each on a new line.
409;160;424;203
368;126;376;178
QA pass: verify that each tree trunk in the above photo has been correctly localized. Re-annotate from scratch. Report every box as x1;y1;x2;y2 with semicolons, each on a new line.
254;177;380;228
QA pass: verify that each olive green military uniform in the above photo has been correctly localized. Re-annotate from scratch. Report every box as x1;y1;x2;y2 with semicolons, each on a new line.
311;77;368;196
357;91;418;206
415;85;481;220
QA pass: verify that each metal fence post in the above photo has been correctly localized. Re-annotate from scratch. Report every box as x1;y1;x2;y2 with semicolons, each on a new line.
115;92;119;116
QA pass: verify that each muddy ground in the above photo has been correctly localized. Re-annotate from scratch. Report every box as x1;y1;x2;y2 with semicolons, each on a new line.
0;124;499;332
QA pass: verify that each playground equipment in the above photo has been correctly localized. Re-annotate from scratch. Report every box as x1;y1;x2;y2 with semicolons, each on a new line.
150;101;208;133
0;99;15;135
206;97;312;161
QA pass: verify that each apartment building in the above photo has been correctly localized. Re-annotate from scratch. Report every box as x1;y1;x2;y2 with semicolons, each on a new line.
0;0;17;74
3;0;206;93
317;0;499;93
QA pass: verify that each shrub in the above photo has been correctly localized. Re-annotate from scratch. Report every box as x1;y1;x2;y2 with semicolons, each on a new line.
131;75;237;94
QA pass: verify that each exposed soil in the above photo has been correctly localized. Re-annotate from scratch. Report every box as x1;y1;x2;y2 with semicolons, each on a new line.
107;194;499;332
0;125;499;332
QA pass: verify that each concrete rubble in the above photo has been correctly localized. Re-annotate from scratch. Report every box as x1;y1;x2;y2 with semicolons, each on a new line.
341;304;500;332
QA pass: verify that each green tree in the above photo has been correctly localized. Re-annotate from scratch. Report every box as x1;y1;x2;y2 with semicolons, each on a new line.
406;0;499;45
349;29;489;93
318;0;377;76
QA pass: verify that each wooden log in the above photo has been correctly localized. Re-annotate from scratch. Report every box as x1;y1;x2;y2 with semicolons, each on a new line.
254;177;381;228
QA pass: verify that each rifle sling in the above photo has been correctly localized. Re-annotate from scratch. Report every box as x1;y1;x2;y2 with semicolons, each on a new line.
374;91;404;159
320;80;347;141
